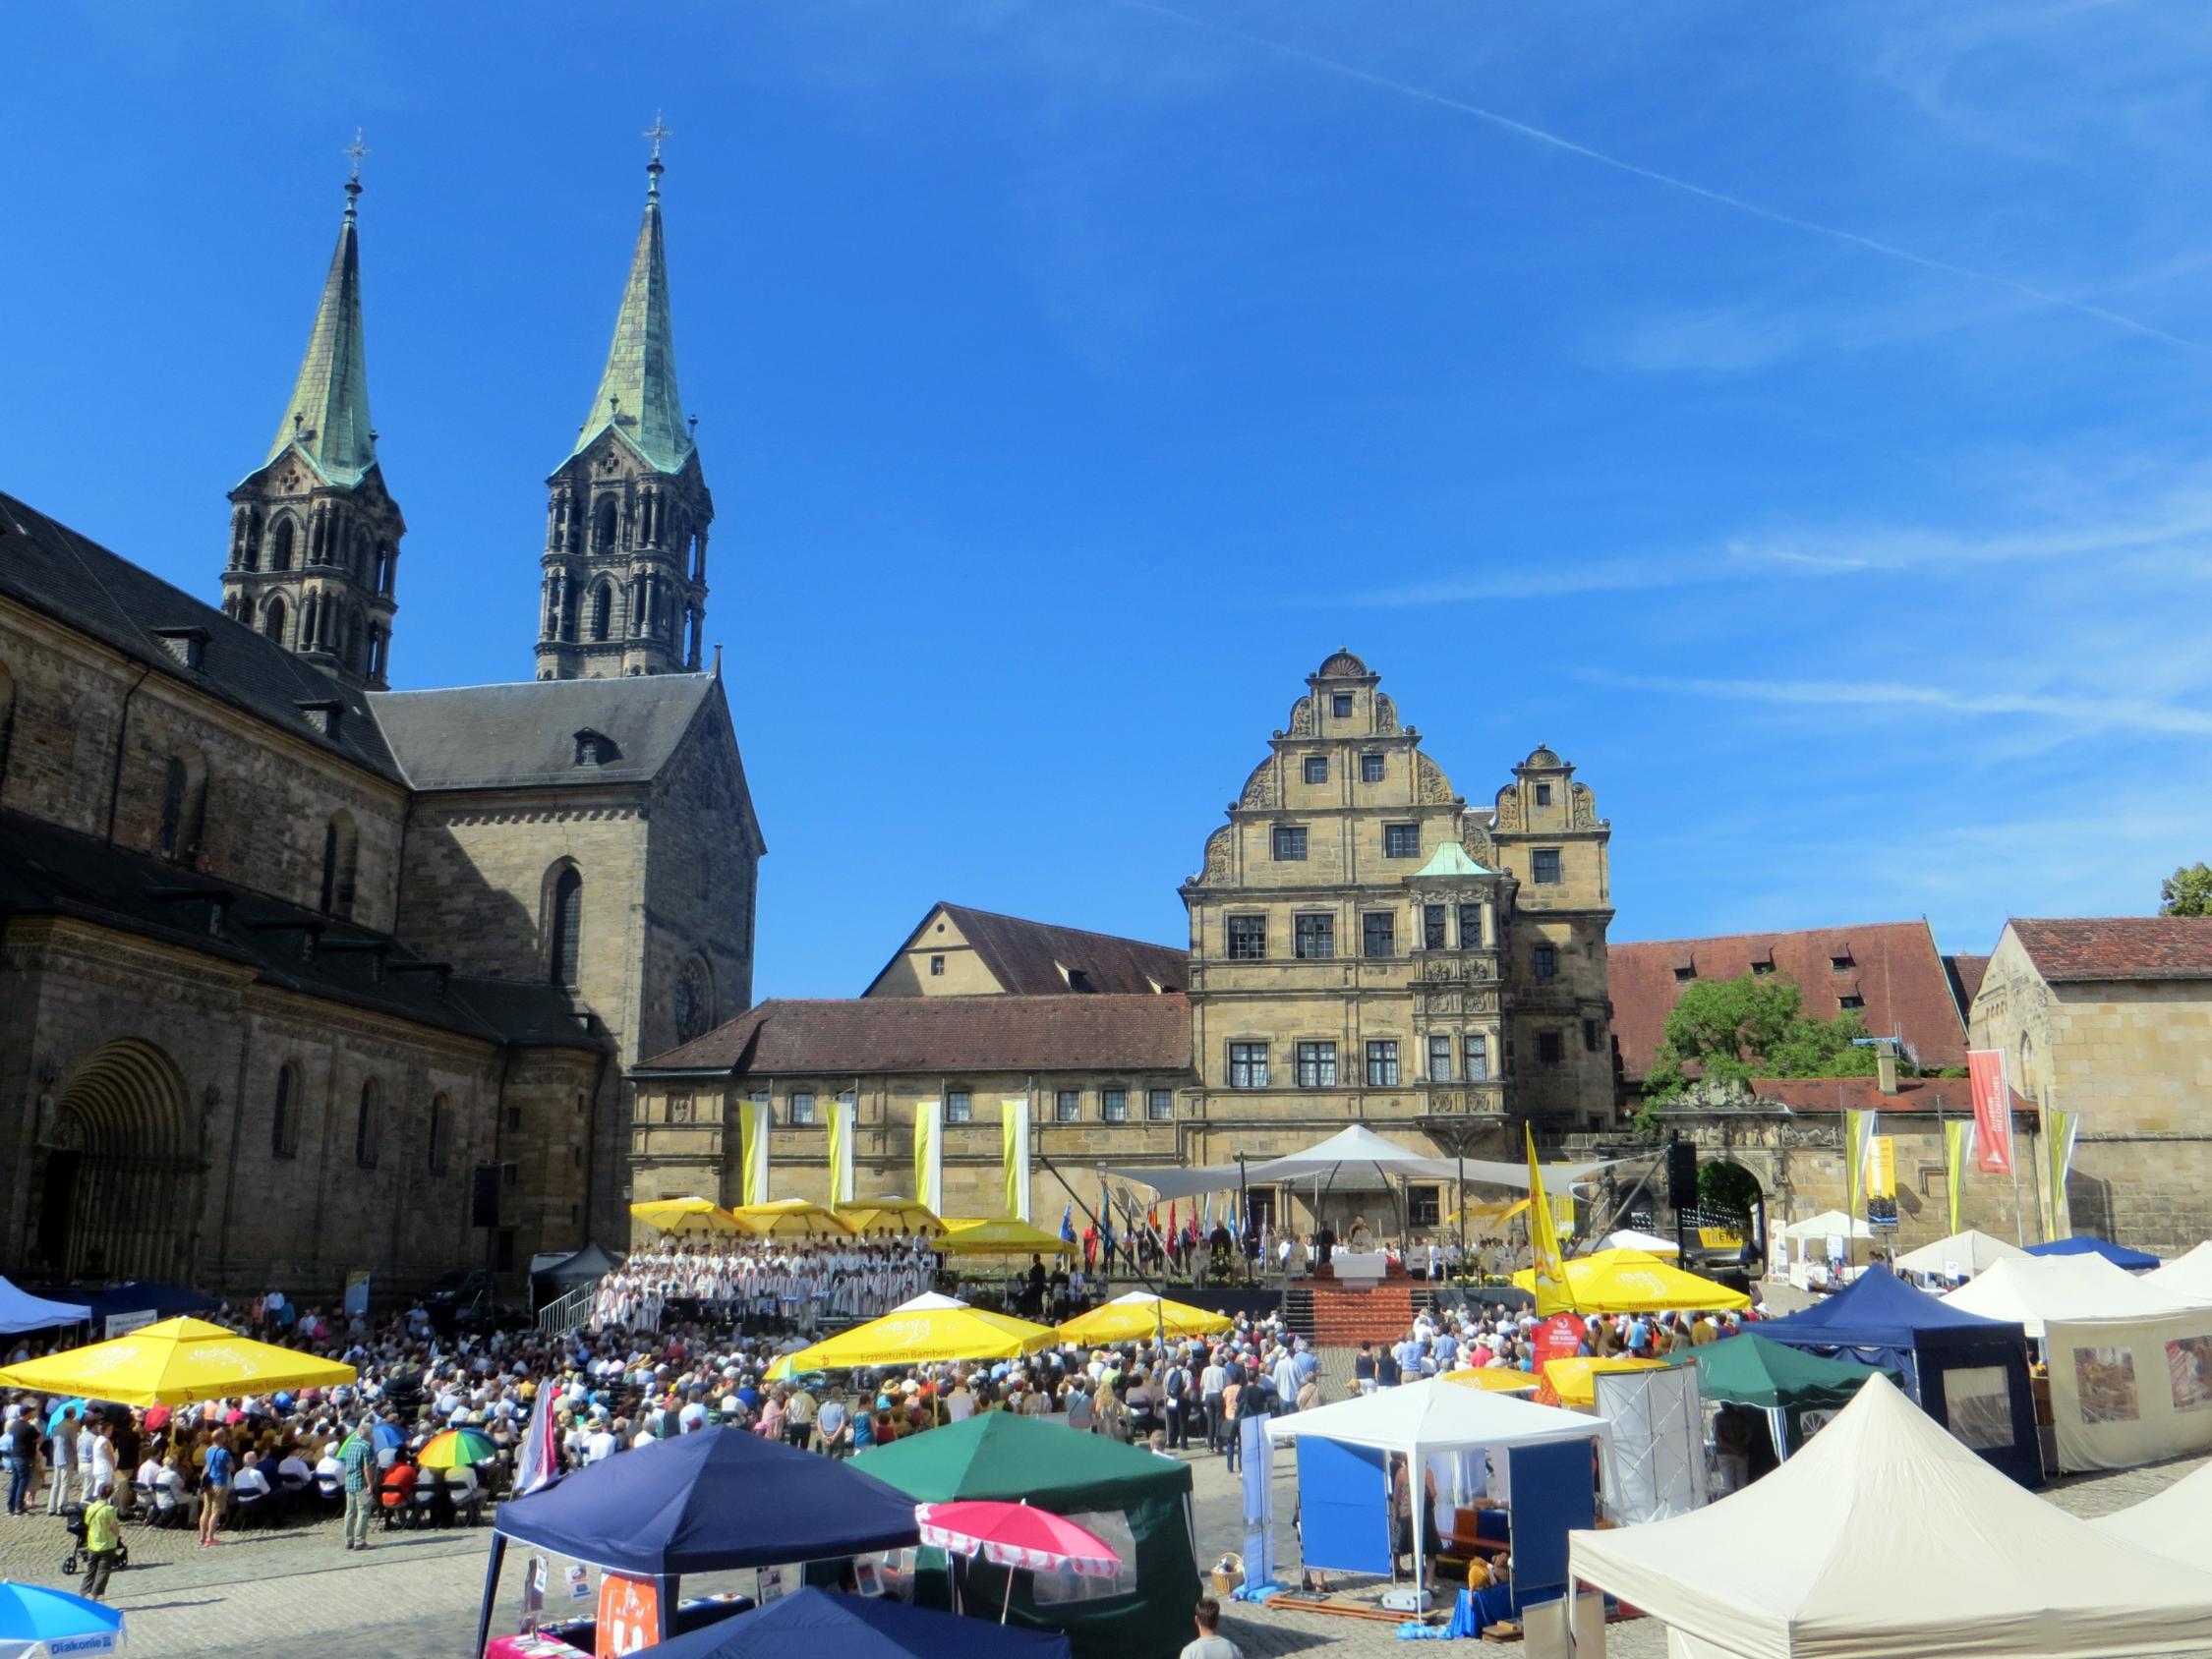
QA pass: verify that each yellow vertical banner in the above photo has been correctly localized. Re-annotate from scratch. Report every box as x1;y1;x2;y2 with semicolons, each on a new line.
1001;1099;1031;1222
1525;1126;1575;1314
1843;1110;1877;1220
737;1100;767;1208
826;1104;845;1210
913;1101;942;1216
1869;1135;1896;1199
1943;1119;1976;1236
2045;1108;2079;1239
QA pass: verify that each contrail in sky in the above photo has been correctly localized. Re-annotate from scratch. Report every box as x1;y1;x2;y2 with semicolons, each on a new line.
1110;0;2210;356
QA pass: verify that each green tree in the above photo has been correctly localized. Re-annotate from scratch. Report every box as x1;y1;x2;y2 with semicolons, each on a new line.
1643;973;1882;1103
1697;1160;1762;1224
2161;862;2212;917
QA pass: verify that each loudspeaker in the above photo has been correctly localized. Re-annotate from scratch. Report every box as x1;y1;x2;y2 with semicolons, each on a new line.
1666;1138;1698;1209
471;1163;501;1229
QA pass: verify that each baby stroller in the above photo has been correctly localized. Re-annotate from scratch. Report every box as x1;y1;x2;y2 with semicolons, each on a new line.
59;1501;129;1577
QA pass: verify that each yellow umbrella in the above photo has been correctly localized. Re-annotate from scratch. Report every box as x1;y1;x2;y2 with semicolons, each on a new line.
1539;1355;1666;1407
1443;1367;1540;1395
935;1219;1077;1257
729;1198;854;1237
839;1199;946;1236
1056;1292;1232;1345
1509;1248;1749;1314
0;1316;355;1406
781;1293;1059;1370
629;1195;744;1235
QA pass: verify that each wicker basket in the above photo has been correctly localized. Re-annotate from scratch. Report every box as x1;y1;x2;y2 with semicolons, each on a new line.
1211;1553;1244;1597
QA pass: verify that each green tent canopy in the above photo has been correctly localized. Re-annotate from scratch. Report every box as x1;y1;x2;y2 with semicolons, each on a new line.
1672;1332;1905;1409
852;1414;1199;1659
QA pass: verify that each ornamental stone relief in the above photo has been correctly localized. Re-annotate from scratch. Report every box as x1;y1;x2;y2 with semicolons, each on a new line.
1571;782;1597;828
1417;753;1453;804
1240;758;1278;809
1289;697;1315;737
1493;786;1521;830
1200;826;1232;883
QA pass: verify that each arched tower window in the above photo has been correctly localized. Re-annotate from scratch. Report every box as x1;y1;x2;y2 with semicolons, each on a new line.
559;581;579;643
589;583;613;643
270;1063;300;1160
593;494;618;553
245;508;262;569
375;543;394;596
320;811;359;917
548;864;583;990
355;1078;381;1170
270;517;296;571
262;596;288;646
426;1093;449;1175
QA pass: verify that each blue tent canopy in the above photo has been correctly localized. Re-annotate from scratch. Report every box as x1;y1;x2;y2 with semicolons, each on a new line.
636;1588;1072;1659
77;1282;220;1323
2025;1235;2161;1272
495;1425;921;1577
0;1277;90;1335
1758;1268;2041;1486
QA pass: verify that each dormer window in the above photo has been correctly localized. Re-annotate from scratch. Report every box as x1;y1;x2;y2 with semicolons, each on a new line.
296;699;344;738
573;727;619;768
153;627;209;671
1831;949;1855;970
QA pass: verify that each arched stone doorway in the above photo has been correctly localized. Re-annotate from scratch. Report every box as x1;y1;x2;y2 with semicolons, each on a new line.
31;1040;203;1282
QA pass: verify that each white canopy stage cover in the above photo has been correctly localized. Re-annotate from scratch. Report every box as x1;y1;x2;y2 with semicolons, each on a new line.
2143;1239;2212;1306
1601;1229;1682;1255
1103;1122;1619;1204
1892;1229;2028;1279
2091;1459;2212;1568
1568;1371;2212;1659
1942;1252;2208;1339
1778;1211;1874;1242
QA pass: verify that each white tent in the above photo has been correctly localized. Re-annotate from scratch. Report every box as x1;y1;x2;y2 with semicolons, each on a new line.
2142;1239;2212;1306
1779;1210;1873;1242
1892;1229;2029;1279
1943;1252;2204;1340
1106;1122;1617;1203
1601;1228;1681;1255
1569;1372;2212;1658
2091;1459;2212;1567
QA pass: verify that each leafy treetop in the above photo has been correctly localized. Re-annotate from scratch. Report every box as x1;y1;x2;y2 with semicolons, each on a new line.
2161;862;2212;918
1644;972;1891;1101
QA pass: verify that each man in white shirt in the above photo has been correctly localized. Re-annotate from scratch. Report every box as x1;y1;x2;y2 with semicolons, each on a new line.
1198;1353;1228;1453
584;1421;619;1463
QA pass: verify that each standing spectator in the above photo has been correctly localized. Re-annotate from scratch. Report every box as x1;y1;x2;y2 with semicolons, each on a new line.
1199;1350;1228;1451
199;1427;234;1547
47;1407;81;1516
80;1482;123;1600
340;1417;378;1552
3;1405;37;1516
1162;1353;1191;1451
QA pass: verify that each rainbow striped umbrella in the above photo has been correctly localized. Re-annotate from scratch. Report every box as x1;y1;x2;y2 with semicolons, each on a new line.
419;1426;498;1469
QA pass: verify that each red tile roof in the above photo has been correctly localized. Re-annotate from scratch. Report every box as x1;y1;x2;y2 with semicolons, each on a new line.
2008;917;2212;984
1734;1076;2018;1115
639;993;1193;1076
1609;921;1966;1080
863;903;1188;998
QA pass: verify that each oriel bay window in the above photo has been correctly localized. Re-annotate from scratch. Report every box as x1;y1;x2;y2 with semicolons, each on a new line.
1427;1035;1452;1081
1457;902;1484;947
1464;1035;1489;1080
1423;905;1447;949
1296;1041;1337;1088
1366;1040;1400;1086
1294;913;1334;959
1228;1043;1269;1088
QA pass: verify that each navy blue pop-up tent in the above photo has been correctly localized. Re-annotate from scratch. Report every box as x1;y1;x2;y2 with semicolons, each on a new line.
636;1587;1073;1659
477;1426;923;1654
2025;1234;2161;1272
0;1278;89;1335
1757;1268;2041;1486
77;1283;219;1328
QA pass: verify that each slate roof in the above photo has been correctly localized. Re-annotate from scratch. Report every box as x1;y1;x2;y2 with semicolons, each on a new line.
0;491;400;781
367;674;716;790
864;903;1189;998
1609;920;1967;1079
572;177;694;475
2008;917;2212;984
0;808;603;1053
638;994;1193;1076
261;190;378;488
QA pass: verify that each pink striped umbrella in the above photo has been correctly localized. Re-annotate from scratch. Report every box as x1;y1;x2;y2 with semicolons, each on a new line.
914;1500;1121;1623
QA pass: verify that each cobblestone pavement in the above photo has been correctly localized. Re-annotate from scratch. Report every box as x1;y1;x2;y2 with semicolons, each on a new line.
0;1443;2202;1657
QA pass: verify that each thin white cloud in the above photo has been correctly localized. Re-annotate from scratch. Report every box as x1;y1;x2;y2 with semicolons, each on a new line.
1579;669;2212;739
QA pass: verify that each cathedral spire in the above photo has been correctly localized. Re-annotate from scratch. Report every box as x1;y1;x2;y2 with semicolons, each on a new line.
265;139;378;487
572;121;693;475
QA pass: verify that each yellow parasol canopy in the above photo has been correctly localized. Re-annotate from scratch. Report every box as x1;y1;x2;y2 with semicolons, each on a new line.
629;1196;745;1235
729;1198;854;1237
839;1199;946;1236
1509;1248;1750;1314
0;1316;356;1406
780;1292;1059;1370
935;1218;1077;1257
1056;1291;1233;1345
1443;1367;1541;1395
1538;1355;1667;1407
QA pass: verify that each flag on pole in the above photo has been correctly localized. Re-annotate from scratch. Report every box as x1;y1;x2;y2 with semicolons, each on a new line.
513;1378;560;1496
2045;1108;2080;1239
914;1101;943;1217
1843;1110;1878;1220
1525;1126;1575;1315
1001;1099;1031;1222
827;1098;856;1208
1967;1051;2014;1175
1060;1202;1076;1243
1943;1119;1976;1236
738;1099;771;1208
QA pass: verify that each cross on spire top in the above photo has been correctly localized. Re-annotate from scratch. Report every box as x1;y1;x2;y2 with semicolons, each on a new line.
342;128;368;213
645;112;671;163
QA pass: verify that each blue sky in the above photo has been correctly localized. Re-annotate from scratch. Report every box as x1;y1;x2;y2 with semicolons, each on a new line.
6;2;2208;996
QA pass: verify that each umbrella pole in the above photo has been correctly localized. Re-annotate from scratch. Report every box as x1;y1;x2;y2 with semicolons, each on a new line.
1002;1566;1015;1625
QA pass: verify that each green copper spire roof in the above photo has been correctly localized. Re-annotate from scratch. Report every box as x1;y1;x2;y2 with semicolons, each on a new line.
265;173;378;488
572;152;693;474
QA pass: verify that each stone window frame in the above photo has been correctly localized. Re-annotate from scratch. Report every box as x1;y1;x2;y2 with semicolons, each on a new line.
1422;905;1448;951
270;1062;301;1161
944;1088;973;1124
1302;755;1329;784
544;860;585;989
1227;915;1267;960
1427;1034;1453;1082
1101;1086;1129;1123
787;1090;818;1126
1227;1042;1269;1089
1383;823;1421;860
1331;693;1354;719
1456;902;1484;948
355;1077;381;1170
1365;1040;1400;1087
1271;825;1310;862
1531;848;1563;885
1295;1041;1337;1089
1145;1088;1174;1121
1293;912;1335;960
1464;1035;1490;1080
1534;783;1552;806
1055;1089;1082;1122
929;954;946;976
1533;944;1557;980
1538;1030;1564;1066
1360;752;1386;783
1361;910;1398;959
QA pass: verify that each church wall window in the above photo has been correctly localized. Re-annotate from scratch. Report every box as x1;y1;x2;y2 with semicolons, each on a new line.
156;752;207;864
270;1063;300;1160
593;494;618;553
270;517;295;571
320;812;359;917
427;1093;448;1175
355;1078;381;1170
559;581;580;642
548;864;583;989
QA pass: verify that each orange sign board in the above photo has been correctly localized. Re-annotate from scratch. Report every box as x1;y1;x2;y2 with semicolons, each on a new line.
595;1573;662;1658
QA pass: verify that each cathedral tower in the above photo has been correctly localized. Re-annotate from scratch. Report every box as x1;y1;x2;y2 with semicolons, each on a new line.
537;130;712;680
221;143;403;690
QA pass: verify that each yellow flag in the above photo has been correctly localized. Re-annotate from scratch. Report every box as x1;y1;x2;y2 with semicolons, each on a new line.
826;1105;845;1209
1001;1100;1031;1221
737;1101;764;1208
2045;1108;2079;1239
913;1104;933;1209
1525;1125;1575;1314
1843;1110;1877;1219
1943;1119;1975;1235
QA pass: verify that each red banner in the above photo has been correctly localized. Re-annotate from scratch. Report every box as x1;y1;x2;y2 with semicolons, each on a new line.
1536;1313;1587;1367
1967;1050;2012;1175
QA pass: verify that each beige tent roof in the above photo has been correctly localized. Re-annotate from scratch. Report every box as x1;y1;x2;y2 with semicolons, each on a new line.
2142;1239;2212;1306
1570;1372;2212;1658
1892;1229;2029;1278
2092;1459;2212;1567
1943;1253;2206;1340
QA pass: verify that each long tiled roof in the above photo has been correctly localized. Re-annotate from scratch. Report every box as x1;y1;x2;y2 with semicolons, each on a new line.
639;994;1193;1076
0;808;603;1053
1944;953;1991;1016
1736;1076;2025;1115
1609;920;1966;1078
866;903;1188;998
366;675;716;790
2008;917;2212;983
0;491;400;780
